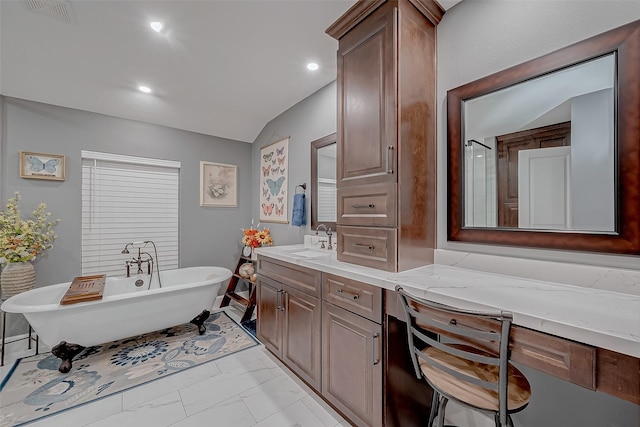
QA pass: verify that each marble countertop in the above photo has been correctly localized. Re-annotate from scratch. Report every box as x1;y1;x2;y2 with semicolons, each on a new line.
255;244;640;358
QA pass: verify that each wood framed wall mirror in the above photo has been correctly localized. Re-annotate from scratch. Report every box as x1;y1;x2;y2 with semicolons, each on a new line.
447;20;640;255
310;133;337;230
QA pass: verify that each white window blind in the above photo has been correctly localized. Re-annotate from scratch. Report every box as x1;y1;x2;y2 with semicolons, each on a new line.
81;151;180;277
318;178;337;222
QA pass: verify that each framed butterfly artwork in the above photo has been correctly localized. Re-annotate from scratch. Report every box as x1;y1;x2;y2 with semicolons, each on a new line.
20;151;66;181
260;137;289;223
200;161;237;207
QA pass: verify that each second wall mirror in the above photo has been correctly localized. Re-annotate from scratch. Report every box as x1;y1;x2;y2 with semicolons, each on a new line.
447;20;640;255
311;133;337;230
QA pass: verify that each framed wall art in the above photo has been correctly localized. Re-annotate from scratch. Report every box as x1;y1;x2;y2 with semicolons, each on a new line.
200;161;237;207
20;151;66;181
260;137;289;223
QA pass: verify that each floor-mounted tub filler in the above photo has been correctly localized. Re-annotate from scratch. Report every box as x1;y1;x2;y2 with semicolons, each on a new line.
1;266;232;372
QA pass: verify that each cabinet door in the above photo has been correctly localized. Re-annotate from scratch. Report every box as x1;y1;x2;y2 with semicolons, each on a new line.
256;276;282;356
337;5;396;187
282;286;322;391
322;302;383;427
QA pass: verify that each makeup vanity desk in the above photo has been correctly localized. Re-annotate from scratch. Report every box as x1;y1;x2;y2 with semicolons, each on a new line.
255;245;639;426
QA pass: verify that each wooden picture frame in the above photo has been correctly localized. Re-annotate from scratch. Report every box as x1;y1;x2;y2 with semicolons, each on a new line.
20;151;66;181
200;161;237;207
260;137;289;223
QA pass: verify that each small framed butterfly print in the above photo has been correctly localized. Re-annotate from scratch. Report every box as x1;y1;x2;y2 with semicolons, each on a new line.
260;137;289;223
20;151;66;181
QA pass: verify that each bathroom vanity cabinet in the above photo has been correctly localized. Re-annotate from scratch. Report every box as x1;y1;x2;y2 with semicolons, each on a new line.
257;258;384;427
256;257;322;390
256;247;640;426
326;0;442;272
322;274;383;427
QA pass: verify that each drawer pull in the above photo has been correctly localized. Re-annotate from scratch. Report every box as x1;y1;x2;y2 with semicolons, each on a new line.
354;243;374;250
386;146;394;174
352;203;375;209
277;290;286;311
372;333;380;365
336;288;359;300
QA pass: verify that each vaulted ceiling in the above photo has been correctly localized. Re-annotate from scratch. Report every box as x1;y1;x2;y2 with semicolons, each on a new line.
1;0;460;143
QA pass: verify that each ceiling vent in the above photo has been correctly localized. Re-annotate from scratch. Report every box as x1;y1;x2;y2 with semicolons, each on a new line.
24;0;74;23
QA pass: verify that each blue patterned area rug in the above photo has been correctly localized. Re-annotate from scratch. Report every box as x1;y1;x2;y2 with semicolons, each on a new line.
0;311;258;427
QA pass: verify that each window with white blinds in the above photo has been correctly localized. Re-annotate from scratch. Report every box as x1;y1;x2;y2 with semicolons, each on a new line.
81;151;180;277
318;178;337;222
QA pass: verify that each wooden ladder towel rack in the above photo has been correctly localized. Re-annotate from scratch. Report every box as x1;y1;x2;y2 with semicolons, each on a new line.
220;254;257;323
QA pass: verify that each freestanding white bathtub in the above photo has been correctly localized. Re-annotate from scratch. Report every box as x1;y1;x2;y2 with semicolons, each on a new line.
1;266;231;348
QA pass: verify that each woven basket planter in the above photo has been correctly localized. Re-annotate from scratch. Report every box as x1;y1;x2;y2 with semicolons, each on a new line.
1;261;36;299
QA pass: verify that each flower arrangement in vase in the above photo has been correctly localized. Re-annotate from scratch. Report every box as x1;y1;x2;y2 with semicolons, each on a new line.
0;191;59;297
242;222;273;258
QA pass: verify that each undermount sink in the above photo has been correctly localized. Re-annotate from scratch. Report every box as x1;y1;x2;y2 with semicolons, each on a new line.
290;250;332;259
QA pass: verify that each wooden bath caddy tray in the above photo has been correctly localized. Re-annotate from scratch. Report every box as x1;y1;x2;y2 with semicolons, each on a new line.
60;274;106;305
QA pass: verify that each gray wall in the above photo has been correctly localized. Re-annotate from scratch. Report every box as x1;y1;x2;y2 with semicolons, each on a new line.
250;81;337;244
1;96;253;335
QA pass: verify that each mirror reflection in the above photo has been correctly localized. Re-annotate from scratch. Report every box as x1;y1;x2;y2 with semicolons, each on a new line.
316;144;337;222
463;53;615;232
310;134;337;230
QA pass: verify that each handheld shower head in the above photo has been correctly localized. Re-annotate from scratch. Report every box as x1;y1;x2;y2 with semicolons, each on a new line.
122;241;148;254
121;244;131;254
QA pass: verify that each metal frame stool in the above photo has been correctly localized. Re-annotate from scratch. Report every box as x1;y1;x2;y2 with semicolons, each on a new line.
396;286;531;427
1;304;39;366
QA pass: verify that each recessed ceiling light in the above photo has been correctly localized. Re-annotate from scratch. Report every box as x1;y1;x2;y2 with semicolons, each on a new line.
150;22;164;33
138;86;152;93
307;62;319;71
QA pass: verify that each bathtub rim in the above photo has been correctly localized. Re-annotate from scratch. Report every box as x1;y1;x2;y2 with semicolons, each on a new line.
1;266;231;314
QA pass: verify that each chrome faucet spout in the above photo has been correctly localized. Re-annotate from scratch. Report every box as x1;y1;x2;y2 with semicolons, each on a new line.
315;224;333;250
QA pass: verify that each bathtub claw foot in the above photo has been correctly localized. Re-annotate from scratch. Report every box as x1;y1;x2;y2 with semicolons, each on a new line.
190;309;210;335
51;341;86;373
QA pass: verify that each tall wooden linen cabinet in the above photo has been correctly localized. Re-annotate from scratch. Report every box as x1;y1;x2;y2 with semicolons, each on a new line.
327;0;442;272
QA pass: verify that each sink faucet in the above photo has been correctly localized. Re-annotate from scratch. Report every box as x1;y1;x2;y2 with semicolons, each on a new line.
315;224;333;250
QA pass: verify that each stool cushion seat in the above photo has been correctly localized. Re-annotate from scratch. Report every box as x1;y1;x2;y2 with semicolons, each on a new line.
420;345;531;412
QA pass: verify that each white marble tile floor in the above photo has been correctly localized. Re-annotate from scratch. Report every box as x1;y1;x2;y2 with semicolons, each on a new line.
0;306;350;427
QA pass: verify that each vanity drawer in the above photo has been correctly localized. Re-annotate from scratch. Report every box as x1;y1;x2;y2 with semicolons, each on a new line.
258;257;322;298
337;182;396;227
337;225;397;272
510;326;596;390
323;273;382;323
